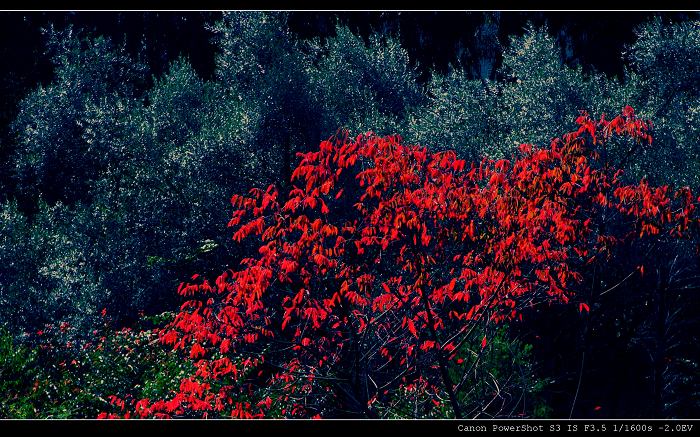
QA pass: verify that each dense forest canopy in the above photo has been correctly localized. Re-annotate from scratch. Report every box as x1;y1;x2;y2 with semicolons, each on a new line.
0;11;699;419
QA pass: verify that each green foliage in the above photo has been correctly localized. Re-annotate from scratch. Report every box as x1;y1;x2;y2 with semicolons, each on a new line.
27;202;107;331
0;200;110;332
12;27;147;206
0;201;37;330
452;328;551;419
308;25;424;136
498;26;622;151
211;12;317;185
0;313;192;418
7;44;263;328
411;25;623;161
89;58;260;314
624;18;700;187
0;329;41;417
409;70;500;160
376;327;549;418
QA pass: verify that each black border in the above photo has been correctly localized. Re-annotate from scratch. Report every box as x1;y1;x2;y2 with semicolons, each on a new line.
3;3;700;11
2;418;699;433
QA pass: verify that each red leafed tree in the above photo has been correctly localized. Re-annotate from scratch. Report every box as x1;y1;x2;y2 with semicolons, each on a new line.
106;107;697;419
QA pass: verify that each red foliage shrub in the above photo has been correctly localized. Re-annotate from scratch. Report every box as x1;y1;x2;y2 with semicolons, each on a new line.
103;108;697;418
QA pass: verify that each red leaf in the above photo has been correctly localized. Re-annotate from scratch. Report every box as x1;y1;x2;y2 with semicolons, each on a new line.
407;319;418;338
579;302;590;313
220;338;231;354
281;316;291;331
189;343;205;359
481;336;487;350
420;340;436;351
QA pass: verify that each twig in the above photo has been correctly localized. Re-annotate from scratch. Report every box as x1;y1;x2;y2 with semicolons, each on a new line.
569;351;586;419
600;270;637;296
